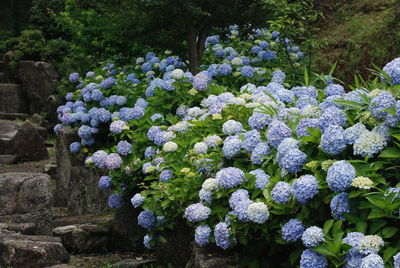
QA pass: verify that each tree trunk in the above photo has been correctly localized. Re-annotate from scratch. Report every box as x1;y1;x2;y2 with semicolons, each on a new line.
187;24;208;74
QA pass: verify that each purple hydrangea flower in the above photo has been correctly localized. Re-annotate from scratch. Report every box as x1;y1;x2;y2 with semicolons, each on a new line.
105;153;123;169
214;222;233;250
117;140;132;156
98;176;112;190
159;169;174;182
108;194;122;209
69;72;79;83
69;142;80;153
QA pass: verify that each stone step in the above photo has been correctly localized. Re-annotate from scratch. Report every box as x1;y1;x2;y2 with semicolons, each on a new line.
0;112;29;120
0;84;27;113
53;215;113;228
0;230;70;268
0;155;18;165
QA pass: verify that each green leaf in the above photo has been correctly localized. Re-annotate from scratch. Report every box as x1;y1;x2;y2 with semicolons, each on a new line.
381;226;398;238
379;147;400;158
368;208;387;220
313;245;337;258
158;235;167;243
356;221;368;233
383;247;398;262
323;219;334;235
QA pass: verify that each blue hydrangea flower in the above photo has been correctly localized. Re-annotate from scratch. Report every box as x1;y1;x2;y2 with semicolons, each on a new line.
110;120;127;134
344;123;367;144
223;138;243;159
98;176;112;190
291;86;318;98
325;84;345;97
271;182;292;203
383;57;400;85
241;66;254;77
142;62;152;73
393;252;400;268
229;189;250;209
326;160;356;192
147;126;161;141
105;153;123;169
271;70;286;84
344;89;369;103
369;92;396;120
319;95;343;111
282;219;305;242
69;72;79;83
144;146;157;159
330;192;350;220
216;167;245;189
293;175;319;203
249;169;270;189
92;150;108;168
360;254;384;268
195;158;214;173
320;125;347;155
279;148;307;173
117;140;132;156
78;125;93;139
69;142;80;153
266;120;292;148
302;226;324;247
276;138;299;161
100;77;116;88
247;202;269;224
143;234;153;249
251;46;263;54
318;106;347;132
296;118;318;137
159;169;173;182
193;72;209;91
259;50;276;61
352;130;387;158
184;203;211;222
345;248;364;268
232;199;252;222
300;249;327;268
107;194;122;209
214;222;232;250
248;112;272;130
131;193;144;208
138;210;156;230
251;142;271;165
218;63;232;76
296;96;319;109
199;189;213;203
195;225;212;246
222;120;243;135
120;106;144;121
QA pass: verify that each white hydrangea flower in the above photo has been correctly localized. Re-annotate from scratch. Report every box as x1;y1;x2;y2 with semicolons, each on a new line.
163;141;178;152
352;176;373;189
171;69;184;79
202;178;218;191
194;142;208;154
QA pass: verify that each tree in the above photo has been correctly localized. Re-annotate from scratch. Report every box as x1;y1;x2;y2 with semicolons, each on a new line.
131;0;267;73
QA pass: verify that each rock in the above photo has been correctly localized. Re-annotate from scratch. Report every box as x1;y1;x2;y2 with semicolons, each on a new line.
110;198;146;252
0;84;27;113
45;265;77;268
53;215;113;228
3;51;13;82
12;121;49;161
0;173;53;235
18;61;59;114
0;112;29;120
155;220;193;267
0;154;17;164
52;207;70;219
112;258;156;268
68;166;111;215
44;163;58;178
55;126;81;207
0;229;69;268
31;113;44;125
53;223;110;253
0;222;36;234
185;245;239;268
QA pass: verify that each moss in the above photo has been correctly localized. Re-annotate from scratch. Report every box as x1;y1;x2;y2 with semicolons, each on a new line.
313;0;400;84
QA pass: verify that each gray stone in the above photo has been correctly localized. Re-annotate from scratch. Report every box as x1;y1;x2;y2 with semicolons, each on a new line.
68;166;111;215
185;245;239;268
12;121;49;161
52;207;70;219
0;112;29;120
0;154;17;164
112;258;156;268
0;84;27;113
3;51;13;83
0;120;49;160
45;265;77;268
18;61;59;114
53;215;113;228
110;199;146;252
0;72;5;83
0;229;69;268
53;223;110;253
0;173;53;235
0;222;36;235
55;126;80;207
44;163;58;178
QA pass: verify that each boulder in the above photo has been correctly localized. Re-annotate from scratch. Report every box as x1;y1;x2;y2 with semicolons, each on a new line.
3;51;13;82
68;166;111;215
110;198;146;252
0;229;69;268
0;222;36;235
53;223;110;253
0;84;27;113
0;154;17;164
0;120;49;161
12;121;49;161
55;126;80;207
18;61;59;114
0;173;53;235
185;245;239;268
112;258;156;268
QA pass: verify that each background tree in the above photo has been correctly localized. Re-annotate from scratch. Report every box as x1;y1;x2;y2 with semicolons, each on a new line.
131;0;267;73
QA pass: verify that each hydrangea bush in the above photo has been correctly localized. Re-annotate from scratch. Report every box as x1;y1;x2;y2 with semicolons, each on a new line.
55;25;400;267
